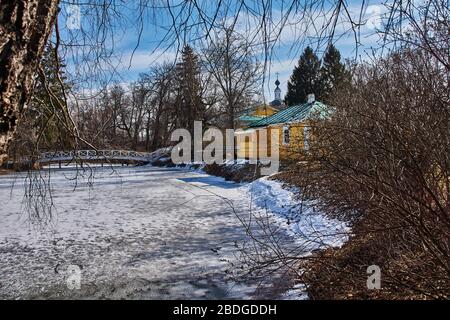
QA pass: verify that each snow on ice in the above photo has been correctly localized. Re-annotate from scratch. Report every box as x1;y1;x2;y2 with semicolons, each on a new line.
0;164;348;299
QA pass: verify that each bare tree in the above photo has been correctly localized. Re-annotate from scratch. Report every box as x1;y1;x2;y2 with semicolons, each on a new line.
1;0;376;163
276;7;450;296
140;64;176;150
203;27;262;129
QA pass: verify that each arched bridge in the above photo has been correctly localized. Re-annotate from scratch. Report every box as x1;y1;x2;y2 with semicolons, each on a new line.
38;149;165;165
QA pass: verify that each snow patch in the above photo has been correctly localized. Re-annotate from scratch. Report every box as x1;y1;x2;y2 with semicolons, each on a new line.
242;176;350;299
245;176;349;251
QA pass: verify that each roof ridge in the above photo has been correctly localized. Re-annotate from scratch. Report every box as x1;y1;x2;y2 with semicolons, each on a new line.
248;101;322;127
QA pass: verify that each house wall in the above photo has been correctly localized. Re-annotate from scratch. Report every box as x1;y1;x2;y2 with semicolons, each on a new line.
252;106;278;117
235;121;309;161
275;122;307;160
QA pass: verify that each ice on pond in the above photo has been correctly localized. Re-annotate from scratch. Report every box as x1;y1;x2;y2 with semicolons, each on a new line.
0;165;346;299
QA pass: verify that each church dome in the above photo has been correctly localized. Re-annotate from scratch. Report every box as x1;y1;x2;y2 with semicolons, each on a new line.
270;99;282;107
273;76;282;103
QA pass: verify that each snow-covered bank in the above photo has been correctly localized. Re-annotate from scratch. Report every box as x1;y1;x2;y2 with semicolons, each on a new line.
245;177;349;252
174;158;350;299
238;176;349;299
151;152;264;183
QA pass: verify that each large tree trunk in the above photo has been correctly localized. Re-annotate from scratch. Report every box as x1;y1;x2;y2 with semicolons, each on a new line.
0;0;60;166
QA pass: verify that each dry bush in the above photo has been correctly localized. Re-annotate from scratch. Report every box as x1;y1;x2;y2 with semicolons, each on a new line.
285;46;449;298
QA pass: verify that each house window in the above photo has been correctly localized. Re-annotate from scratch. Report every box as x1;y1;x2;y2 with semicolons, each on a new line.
283;126;290;145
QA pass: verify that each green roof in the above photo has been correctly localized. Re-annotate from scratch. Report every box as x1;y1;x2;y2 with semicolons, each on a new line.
248;101;329;127
237;115;265;122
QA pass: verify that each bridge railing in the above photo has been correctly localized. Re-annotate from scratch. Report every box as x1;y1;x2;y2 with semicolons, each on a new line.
38;150;153;163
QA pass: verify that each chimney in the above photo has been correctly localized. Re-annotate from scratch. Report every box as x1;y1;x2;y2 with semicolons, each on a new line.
307;93;315;103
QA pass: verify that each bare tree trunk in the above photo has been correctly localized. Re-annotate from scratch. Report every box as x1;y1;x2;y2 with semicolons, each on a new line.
0;0;59;165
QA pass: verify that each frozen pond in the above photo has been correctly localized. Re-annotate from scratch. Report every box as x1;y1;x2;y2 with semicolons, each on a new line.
0;165;295;299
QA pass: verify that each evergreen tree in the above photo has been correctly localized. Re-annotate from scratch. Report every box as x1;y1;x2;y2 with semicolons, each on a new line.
319;44;351;103
175;45;204;134
285;46;322;105
32;44;73;150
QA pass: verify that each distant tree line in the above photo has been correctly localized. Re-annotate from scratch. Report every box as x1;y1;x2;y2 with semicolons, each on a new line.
9;31;264;156
15;42;348;156
70;40;261;152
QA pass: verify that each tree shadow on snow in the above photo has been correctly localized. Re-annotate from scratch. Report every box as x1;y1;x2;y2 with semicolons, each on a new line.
177;176;241;189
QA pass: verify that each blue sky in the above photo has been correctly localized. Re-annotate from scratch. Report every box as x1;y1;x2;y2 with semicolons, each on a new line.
58;0;388;100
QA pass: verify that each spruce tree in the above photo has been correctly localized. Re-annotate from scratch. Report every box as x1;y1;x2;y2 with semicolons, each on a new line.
319;44;351;103
32;44;73;149
285;46;321;105
175;45;204;134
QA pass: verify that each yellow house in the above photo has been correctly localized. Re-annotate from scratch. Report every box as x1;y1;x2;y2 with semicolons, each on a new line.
235;95;329;162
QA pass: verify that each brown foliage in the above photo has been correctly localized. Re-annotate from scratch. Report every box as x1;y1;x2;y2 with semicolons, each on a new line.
283;46;449;298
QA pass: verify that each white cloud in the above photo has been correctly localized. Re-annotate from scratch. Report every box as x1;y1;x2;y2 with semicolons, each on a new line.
116;49;178;73
225;2;387;50
267;59;296;74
